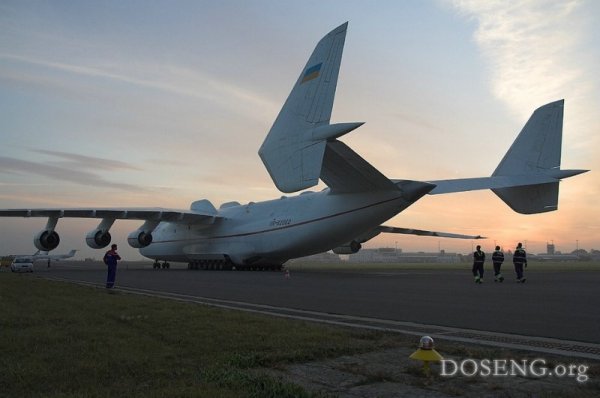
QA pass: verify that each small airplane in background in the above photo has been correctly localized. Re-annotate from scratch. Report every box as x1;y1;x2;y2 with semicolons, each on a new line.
13;249;77;263
3;249;77;272
0;23;588;270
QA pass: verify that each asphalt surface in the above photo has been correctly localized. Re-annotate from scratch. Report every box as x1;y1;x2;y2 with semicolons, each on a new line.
13;262;600;344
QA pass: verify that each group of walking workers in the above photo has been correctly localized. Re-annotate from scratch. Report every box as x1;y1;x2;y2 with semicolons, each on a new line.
472;243;528;284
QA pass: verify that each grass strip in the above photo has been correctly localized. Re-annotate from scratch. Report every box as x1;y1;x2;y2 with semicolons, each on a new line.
0;274;399;397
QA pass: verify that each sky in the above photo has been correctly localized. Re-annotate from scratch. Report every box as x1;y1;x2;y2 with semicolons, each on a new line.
1;0;599;260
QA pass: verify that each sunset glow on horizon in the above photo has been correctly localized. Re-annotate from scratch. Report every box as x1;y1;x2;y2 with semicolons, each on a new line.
1;1;598;259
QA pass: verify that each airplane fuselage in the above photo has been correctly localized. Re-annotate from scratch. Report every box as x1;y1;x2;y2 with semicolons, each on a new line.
140;188;416;266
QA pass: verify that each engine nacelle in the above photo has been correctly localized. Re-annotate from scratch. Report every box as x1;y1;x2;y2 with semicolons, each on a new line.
332;240;362;255
34;230;60;251
127;230;153;248
86;229;112;249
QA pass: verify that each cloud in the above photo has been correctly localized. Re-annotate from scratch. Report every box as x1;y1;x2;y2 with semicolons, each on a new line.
0;53;279;123
449;0;590;119
0;156;144;191
33;149;141;171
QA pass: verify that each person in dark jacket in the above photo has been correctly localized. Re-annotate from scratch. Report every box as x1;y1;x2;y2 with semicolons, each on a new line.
513;242;527;283
492;245;505;282
472;245;485;284
104;244;122;289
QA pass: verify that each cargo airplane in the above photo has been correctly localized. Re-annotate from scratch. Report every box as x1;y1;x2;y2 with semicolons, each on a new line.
0;23;588;270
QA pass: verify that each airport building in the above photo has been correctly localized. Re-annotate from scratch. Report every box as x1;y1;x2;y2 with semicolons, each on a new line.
293;251;342;263
348;248;461;263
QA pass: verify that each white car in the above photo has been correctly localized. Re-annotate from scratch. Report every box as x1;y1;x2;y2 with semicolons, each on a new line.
11;258;34;273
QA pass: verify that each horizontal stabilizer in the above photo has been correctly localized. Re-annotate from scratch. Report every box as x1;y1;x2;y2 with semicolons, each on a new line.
321;140;397;193
427;169;585;194
414;100;588;214
311;122;364;141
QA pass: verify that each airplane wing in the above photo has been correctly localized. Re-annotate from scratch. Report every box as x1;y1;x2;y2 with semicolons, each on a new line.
0;207;220;224
376;226;484;240
356;225;484;243
333;224;484;254
0;201;222;252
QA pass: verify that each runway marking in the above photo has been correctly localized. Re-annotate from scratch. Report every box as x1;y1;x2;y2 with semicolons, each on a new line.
43;276;600;361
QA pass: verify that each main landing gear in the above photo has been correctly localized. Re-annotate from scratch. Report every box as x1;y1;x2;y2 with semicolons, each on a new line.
187;259;283;271
188;259;233;271
153;260;170;269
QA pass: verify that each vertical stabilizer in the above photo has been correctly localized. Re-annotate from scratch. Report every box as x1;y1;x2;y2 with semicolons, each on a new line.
259;23;348;193
492;100;564;213
493;100;563;176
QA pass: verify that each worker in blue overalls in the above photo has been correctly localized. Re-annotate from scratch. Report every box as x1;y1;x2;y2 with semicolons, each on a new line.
104;244;122;289
513;242;527;283
492;245;505;282
472;245;485;284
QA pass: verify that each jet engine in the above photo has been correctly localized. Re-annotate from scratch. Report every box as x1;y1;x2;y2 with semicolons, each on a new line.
127;221;159;249
86;218;115;249
332;240;362;255
34;229;60;251
86;229;112;249
127;230;153;248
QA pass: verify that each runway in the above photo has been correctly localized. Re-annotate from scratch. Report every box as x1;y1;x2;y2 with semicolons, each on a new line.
20;262;600;357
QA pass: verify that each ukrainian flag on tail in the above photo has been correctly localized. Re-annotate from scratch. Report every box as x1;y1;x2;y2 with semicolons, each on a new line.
301;62;322;83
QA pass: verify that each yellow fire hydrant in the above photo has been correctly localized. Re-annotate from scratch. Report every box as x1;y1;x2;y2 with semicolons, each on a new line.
409;336;443;375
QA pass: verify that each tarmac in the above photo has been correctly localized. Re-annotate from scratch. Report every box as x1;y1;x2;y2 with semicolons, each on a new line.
14;261;600;356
